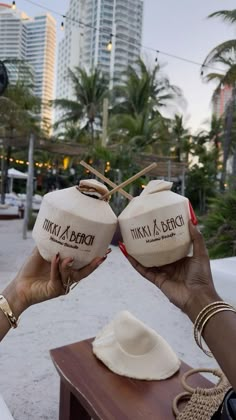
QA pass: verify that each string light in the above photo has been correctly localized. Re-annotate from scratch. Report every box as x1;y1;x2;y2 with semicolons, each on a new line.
22;0;224;74
107;35;113;52
12;1;16;10
155;50;159;64
0;155;52;169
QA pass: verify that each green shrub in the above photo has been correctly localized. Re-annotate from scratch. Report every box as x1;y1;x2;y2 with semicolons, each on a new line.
202;192;236;258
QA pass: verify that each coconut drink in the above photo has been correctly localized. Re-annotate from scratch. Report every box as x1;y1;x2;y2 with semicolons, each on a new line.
32;180;117;269
118;180;192;267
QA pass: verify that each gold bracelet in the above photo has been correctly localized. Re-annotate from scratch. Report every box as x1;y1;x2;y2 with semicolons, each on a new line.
198;307;236;356
194;303;234;356
194;302;229;349
193;301;236;357
0;295;18;329
194;301;224;326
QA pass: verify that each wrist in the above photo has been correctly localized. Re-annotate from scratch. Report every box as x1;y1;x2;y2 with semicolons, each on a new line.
2;279;29;318
184;288;222;323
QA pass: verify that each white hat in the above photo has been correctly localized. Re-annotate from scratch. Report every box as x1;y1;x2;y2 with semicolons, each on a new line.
92;311;180;380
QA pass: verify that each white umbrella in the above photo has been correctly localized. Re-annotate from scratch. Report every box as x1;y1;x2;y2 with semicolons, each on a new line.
7;168;28;193
7;168;28;179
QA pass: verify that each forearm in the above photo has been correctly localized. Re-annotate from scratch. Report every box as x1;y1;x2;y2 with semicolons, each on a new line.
186;291;236;391
0;280;28;342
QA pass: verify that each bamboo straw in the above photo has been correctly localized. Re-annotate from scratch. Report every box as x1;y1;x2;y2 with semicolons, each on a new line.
101;163;157;200
80;160;133;200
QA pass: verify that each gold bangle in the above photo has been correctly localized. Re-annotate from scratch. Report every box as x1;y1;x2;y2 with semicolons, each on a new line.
194;302;230;350
0;295;18;329
193;301;236;357
199;307;236;356
194;301;224;328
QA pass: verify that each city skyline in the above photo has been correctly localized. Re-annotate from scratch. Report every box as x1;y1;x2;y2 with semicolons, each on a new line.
5;0;236;132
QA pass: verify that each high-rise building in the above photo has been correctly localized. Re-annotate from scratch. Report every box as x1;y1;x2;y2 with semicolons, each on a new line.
25;15;56;129
0;3;28;81
83;0;143;83
56;0;84;103
0;3;56;129
55;0;144;121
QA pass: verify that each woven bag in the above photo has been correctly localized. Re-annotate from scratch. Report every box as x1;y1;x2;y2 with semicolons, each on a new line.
173;368;231;420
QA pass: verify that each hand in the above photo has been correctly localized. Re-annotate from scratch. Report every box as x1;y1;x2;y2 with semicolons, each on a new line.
8;248;110;313
122;222;219;319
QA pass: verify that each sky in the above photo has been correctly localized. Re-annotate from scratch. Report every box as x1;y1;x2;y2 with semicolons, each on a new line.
16;0;236;132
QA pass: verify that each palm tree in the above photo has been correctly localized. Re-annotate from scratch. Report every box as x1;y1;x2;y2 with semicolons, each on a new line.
170;115;191;163
53;67;109;147
112;58;181;118
0;81;40;202
109;110;162;153
202;9;236;190
195;115;224;179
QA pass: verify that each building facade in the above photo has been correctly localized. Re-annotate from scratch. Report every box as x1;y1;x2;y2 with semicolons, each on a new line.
212;85;233;118
25;14;56;129
55;0;144;122
0;3;56;129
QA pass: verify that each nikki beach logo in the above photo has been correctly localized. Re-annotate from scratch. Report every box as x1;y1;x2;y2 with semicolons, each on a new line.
42;218;95;249
130;215;185;243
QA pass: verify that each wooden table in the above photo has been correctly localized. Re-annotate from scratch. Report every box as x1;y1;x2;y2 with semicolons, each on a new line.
50;338;212;420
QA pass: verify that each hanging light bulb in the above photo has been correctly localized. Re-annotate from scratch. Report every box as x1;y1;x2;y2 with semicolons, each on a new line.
12;1;16;10
61;21;64;31
155;50;159;63
107;35;113;52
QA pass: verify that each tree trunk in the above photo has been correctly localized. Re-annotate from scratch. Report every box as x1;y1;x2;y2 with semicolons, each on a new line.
0;147;5;204
232;148;236;189
23;134;34;239
90;120;94;149
220;88;236;192
1;143;11;204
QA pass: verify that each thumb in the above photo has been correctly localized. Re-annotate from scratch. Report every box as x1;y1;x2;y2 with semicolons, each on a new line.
189;221;208;257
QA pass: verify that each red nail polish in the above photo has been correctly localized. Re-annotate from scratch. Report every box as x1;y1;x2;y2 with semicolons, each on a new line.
119;242;128;257
189;202;198;225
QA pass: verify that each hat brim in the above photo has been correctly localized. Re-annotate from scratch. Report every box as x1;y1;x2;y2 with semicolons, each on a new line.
93;320;180;381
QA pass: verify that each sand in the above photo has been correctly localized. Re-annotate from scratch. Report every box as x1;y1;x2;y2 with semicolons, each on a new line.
0;219;235;420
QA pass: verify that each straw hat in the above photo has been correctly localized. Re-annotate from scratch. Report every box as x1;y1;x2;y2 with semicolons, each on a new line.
93;311;181;380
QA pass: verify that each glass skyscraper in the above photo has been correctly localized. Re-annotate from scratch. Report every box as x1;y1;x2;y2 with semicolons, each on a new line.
0;4;56;129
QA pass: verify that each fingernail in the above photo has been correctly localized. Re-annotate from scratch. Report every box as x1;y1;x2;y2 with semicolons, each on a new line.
96;256;107;267
189;202;198;225
67;258;74;267
119;242;128;257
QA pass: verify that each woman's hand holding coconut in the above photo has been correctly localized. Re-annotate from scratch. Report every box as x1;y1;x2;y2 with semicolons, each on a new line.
0;248;109;342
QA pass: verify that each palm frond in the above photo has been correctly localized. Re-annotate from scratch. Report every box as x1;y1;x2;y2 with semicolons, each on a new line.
208;10;236;25
203;40;236;67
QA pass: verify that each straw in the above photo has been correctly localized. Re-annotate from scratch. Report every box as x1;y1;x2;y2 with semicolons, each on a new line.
80;160;133;200
101;163;157;200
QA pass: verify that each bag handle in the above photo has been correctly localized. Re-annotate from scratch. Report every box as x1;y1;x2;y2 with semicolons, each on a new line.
173;392;192;417
173;368;229;418
181;368;227;393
